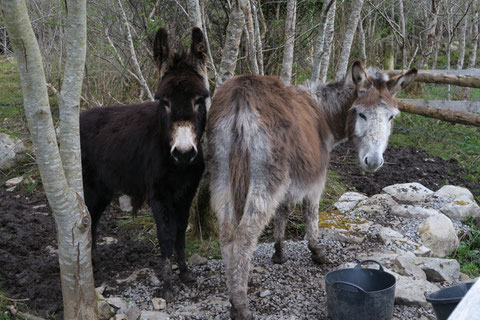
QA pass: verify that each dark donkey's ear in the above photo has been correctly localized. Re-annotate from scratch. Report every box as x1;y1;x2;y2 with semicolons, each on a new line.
386;68;418;95
351;60;370;93
190;27;208;74
153;28;171;77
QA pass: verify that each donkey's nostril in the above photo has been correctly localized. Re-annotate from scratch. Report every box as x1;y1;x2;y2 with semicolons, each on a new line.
171;147;197;163
364;157;369;166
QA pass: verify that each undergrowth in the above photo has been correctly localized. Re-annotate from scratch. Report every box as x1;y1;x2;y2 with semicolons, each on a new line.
451;217;480;278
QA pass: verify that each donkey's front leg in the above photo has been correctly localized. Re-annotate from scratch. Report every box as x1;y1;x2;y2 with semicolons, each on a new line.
174;200;196;283
151;198;177;302
303;197;328;264
272;201;294;264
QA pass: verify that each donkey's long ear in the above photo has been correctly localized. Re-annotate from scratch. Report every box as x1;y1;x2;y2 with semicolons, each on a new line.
153;28;170;77
351;60;370;92
387;68;418;95
190;27;208;74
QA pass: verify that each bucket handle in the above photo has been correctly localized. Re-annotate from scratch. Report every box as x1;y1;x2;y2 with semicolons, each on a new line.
354;259;385;272
333;281;367;293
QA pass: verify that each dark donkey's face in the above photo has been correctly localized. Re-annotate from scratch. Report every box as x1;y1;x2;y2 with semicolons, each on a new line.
347;61;417;172
153;27;209;164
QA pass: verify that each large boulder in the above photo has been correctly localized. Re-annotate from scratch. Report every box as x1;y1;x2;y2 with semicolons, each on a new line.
414;257;460;282
382;183;433;204
395;275;440;307
431;185;480;220
389;205;439;219
0;133;26;170
356;194;398;215
418;214;459;258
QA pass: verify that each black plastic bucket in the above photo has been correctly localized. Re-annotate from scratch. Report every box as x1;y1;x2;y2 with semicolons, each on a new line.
325;260;396;320
426;281;475;320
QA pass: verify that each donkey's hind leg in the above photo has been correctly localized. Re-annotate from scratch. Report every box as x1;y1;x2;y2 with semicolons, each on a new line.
272;201;294;264
303;195;328;264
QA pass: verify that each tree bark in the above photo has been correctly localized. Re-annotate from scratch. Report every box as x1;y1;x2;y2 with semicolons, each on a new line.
467;5;479;68
335;0;365;80
251;0;264;75
186;0;202;28
422;0;438;68
1;0;97;318
117;0;153;101
311;0;334;81
319;0;336;83
279;0;297;84
398;0;407;69
358;17;366;62
216;0;245;88
243;0;259;74
457;6;468;70
397;100;480;127
387;70;480;88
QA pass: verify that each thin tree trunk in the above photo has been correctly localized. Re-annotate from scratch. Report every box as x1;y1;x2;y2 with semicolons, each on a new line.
216;0;245;88
319;0;336;83
457;9;468;70
311;0;335;81
433;23;442;69
335;0;365;80
117;0;154;101
1;0;97;318
423;0;438;68
279;0;297;84
467;6;479;68
186;0;202;28
251;0;264;75
398;0;407;69
243;0;259;74
359;17;366;62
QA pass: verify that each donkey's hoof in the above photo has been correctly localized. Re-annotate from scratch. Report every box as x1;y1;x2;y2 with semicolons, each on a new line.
271;252;287;264
179;270;196;283
309;246;328;264
162;287;174;302
230;305;253;320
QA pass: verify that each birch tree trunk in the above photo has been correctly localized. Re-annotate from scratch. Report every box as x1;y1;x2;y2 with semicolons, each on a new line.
422;0;438;68
398;0;407;69
186;0;202;28
216;0;245;88
457;10;468;70
279;0;297;84
243;0;259;74
311;0;335;81
319;0;336;83
358;17;366;62
1;0;97;319
335;0;365;80
251;0;264;75
467;6;478;68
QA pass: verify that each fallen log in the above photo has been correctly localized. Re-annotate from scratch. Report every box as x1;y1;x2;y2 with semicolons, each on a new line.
397;100;480;127
387;70;480;88
399;99;480;114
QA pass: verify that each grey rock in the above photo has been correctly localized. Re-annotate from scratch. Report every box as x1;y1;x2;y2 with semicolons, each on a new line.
189;253;208;266
389;205;439;219
394;254;427;280
319;227;365;244
413;246;431;257
413;257;460;282
127;305;141;320
395;275;440;307
152;298;166;311
418;214;459;258
440;196;480;220
434;185;476;203
259;289;271;297
119;195;133;212
334;192;368;212
0;133;26;170
378;227;406;245
140;311;170;320
383;183;434;204
356;194;398;214
115;315;128;320
107;297;129;310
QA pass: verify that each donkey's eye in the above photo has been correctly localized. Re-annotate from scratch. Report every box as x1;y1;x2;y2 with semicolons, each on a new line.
389;115;394;121
160;99;171;111
194;97;205;106
358;113;367;120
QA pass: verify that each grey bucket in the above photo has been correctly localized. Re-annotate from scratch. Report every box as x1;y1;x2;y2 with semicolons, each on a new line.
325;260;396;320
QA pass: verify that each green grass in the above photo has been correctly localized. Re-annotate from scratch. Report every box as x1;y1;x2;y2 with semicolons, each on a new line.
0;57;24;139
450;218;480;278
392;84;480;193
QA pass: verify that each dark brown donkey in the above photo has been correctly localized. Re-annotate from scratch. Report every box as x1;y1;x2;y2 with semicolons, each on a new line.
207;61;417;319
80;27;209;301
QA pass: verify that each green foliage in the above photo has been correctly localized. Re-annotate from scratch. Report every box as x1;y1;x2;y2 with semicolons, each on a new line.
184;237;222;260
451;217;480;278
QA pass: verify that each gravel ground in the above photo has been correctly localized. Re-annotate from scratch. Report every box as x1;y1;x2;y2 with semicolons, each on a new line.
106;239;435;319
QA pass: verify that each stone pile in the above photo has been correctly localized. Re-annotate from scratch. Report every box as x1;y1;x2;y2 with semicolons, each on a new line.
96;183;478;319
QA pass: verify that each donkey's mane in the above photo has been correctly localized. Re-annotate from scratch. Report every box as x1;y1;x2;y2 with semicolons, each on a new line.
166;50;199;73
